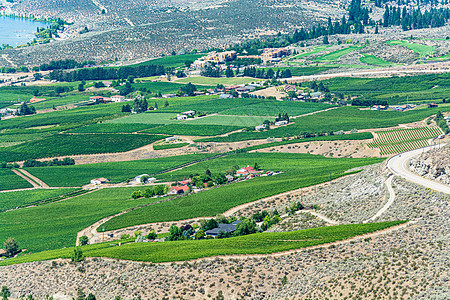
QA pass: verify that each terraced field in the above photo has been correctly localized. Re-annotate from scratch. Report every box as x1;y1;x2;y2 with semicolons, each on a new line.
386;40;435;57
368;127;442;155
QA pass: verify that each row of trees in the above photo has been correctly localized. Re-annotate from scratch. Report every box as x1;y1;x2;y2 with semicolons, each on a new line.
242;67;292;79
435;111;450;134
383;6;450;30
22;158;75;168
39;59;96;71
130;185;168;199
18;102;36;116
50;65;166;82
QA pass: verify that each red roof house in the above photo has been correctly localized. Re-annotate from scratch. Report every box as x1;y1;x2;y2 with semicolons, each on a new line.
168;185;190;195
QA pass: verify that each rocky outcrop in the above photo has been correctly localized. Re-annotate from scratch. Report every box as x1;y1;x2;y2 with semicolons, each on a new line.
409;145;450;185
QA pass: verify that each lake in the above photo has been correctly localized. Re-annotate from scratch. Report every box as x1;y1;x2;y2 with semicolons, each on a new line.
0;15;50;47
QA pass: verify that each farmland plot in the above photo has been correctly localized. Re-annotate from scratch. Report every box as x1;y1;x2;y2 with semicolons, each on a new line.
368;127;442;155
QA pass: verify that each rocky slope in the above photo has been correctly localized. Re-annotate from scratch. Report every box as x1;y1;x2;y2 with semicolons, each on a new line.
409;145;450;185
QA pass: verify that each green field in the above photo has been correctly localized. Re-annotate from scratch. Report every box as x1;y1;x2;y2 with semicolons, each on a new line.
315;46;364;62
144;124;243;136
134;53;204;68
130;81;215;94
428;52;450;61
184;115;273;126
290;45;332;59
197;105;450;142
359;54;391;66
175;76;259;86
324;73;450;105
0;187;167;252
368;126;442;155
0;188;78;212
220;100;333;117
386;40;435;57
0;134;166;162
262;66;337;76
102;153;379;230
67;123;161;133
1;221;404;266
0;169;33;191
25;153;215;187
108;112;178;125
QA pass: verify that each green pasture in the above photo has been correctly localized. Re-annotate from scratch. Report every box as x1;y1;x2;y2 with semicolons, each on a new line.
0;188;78;212
290;45;332;59
175;76;259;86
0;187;167;252
0;169;33;191
107;112;178;125
1;221;404;266
143;124;242;136
428;52;450;61
67;123;161;133
359;54;391;66
103;153;379;230
134;53;204;68
386;40;435;57
0;133;165;162
314;46;364;62
262;66;337;76
184;115;273;126
25;153;215;187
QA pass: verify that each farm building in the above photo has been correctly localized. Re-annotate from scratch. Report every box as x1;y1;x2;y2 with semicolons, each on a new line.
236;165;262;176
168;185;190;195
255;124;266;131
205;220;242;237
111;95;126;102
176;115;188;120
182;110;196;117
428;103;438;108
178;178;192;185
134;174;156;183
165;136;177;142
236;86;255;93
90;178;108;185
275;120;288;126
225;175;234;182
89;96;104;102
220;94;233;99
162;94;177;98
284;85;297;93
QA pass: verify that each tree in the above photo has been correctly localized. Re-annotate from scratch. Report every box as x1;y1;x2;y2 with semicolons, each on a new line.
78;83;85;92
86;294;96;300
322;35;329;44
225;66;234;78
122;104;132;112
76;289;86;300
1;286;10;300
33;73;43;81
164;100;169;107
3;238;19;257
202;218;218;231
167;225;183;241
18;102;36;116
71;248;84;262
217;230;231;239
154;102;158;109
131;190;143;199
143;188;155;198
153;185;167;195
79;235;89;246
180;82;197;96
234;219;257;236
146;230;157;240
195;230;206;239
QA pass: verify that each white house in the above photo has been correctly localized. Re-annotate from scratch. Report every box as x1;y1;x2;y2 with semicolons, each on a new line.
177;115;188;120
274;120;288;126
165;136;177;142
111;95;126;102
182;110;196;117
90;178;108;185
255;124;266;131
220;94;233;99
134;174;156;183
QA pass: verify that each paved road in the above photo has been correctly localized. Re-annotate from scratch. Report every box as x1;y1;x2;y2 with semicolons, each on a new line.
387;144;450;195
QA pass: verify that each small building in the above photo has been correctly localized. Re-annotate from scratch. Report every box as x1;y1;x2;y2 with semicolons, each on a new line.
30;97;46;103
162;94;177;98
274;120;288;126
168;185;190;195
205;220;242;237
165;136;177;142
236;165;261;176
236;86;255;93
134;174;156;183
225;175;234;182
177;115;188;120
220;93;233;99
284;85;297;93
111;95;126;102
428;103;438;108
255;124;266;131
309;92;323;99
89;96;104;103
182;110;196;117
90;178;108;185
178;178;192;185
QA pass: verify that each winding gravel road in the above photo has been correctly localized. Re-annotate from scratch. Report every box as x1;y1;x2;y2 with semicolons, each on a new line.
387;144;450;195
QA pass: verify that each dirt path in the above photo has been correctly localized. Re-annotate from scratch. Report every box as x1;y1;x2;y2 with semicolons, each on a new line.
16;169;49;188
299;210;339;225
11;169;40;188
364;175;396;223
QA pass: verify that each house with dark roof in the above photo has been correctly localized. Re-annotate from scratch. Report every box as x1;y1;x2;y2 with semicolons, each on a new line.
205;220;242;237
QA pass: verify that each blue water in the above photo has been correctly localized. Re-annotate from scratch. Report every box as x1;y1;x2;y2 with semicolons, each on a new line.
0;15;50;47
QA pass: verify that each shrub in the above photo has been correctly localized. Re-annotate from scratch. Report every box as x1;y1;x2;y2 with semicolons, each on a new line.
78;235;89;246
71;248;84;262
3;238;20;257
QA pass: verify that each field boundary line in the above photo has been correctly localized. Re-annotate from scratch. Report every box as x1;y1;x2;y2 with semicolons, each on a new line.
17;169;49;188
11;169;40;188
